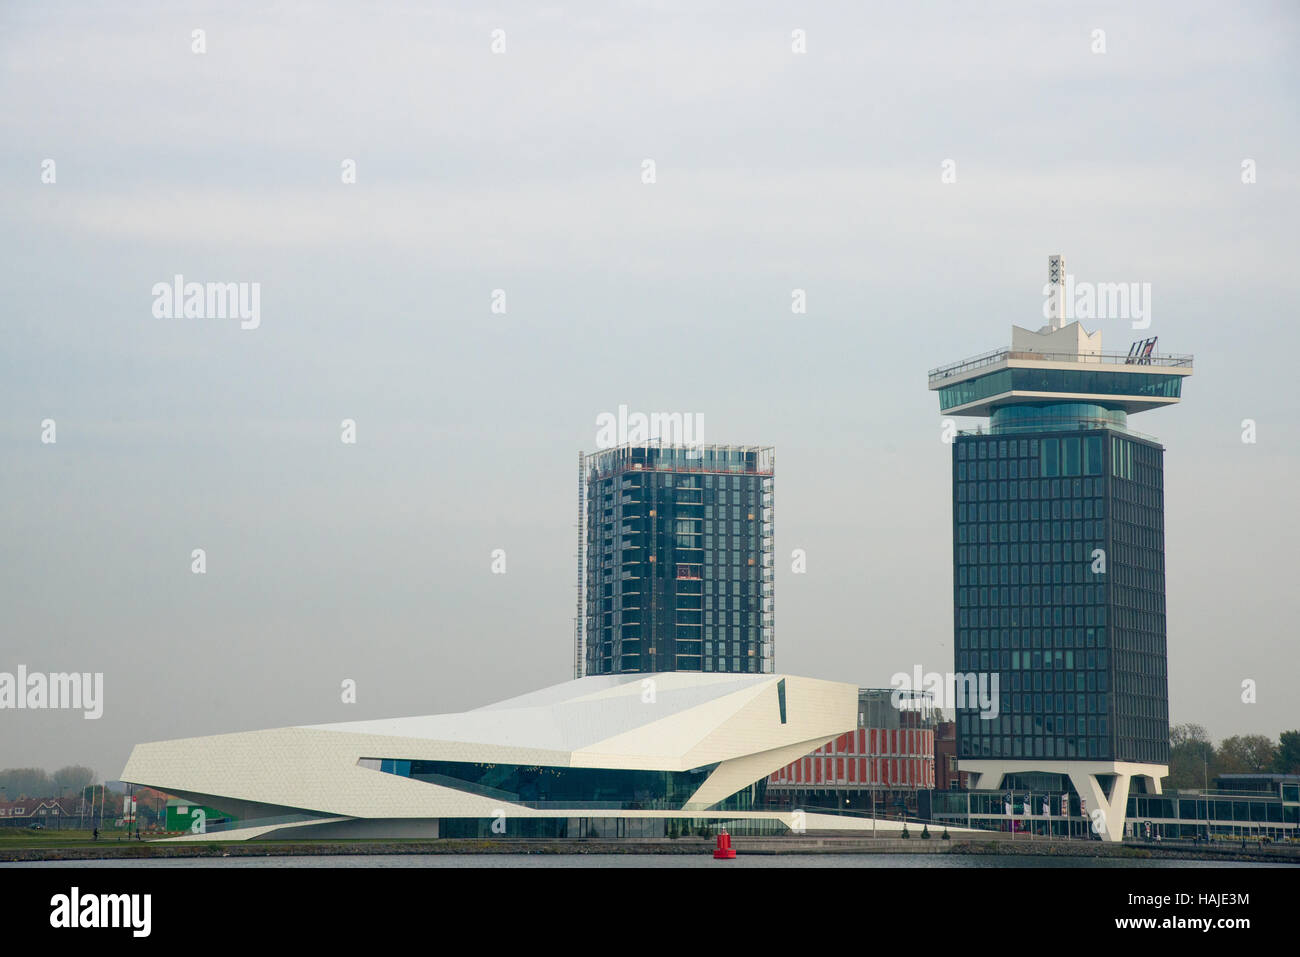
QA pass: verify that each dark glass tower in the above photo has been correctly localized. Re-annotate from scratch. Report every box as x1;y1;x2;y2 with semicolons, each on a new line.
928;282;1192;785
947;427;1172;765
580;445;775;675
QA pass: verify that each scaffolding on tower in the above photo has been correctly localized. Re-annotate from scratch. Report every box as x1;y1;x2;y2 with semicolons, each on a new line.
574;451;585;679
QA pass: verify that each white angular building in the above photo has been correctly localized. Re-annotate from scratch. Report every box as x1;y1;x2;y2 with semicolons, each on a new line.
122;673;920;841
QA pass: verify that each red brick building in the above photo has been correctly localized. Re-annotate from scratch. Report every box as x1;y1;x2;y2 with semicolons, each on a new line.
934;720;971;790
766;688;937;815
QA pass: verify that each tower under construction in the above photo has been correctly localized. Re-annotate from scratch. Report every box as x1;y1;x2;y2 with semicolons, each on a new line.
578;444;775;676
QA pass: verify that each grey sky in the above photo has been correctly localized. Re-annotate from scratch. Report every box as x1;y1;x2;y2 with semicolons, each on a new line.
1;1;1297;777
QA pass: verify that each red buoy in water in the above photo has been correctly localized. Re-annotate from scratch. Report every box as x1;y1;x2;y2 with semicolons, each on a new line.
713;828;736;859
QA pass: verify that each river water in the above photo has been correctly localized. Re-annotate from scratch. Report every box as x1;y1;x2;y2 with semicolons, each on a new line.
4;853;1288;868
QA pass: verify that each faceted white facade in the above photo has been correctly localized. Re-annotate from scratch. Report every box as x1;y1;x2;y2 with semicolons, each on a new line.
120;673;924;841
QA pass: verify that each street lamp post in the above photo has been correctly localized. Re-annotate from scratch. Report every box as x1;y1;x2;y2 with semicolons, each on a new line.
1203;748;1211;842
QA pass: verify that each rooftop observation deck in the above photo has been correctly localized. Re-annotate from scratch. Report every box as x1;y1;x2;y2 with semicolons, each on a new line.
928;347;1194;387
929;347;1194;418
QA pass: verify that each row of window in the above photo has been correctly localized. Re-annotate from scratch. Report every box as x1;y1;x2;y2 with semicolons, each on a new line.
595;582;760;602
696;613;756;626
956;432;1164;481
1041;435;1105;477
657;472;759;489
962;712;1106;737
591;502;759;528
961;561;1102;590
1132;796;1298;825
956;616;1107;639
702;658;768;673
1010;668;1108;691
1117;716;1168;739
959;654;1112;681
594;470;759;491
957;436;1109;479
595;590;759;613
959;498;1105;523
1114;671;1167;696
961;736;1111;759
601;630;764;649
599;643;768;660
1116;733;1169;763
958;585;1106;609
959;458;1049;481
957;436;1044;459
1112;653;1168;684
685;524;760;539
674;547;757;564
1112;571;1166;602
959;628;1108;650
958;572;1106;597
1112;524;1164;553
1112;625;1167;655
955;668;1111;700
939;368;1182;411
961;606;1108;629
673;596;760;610
702;640;763;654
957;648;1110;672
667;525;760;541
595;575;758;595
1114;485;1164;512
957;476;1103;503
958;691;1109;716
595;621;765;639
959;521;1106;548
684;506;752;521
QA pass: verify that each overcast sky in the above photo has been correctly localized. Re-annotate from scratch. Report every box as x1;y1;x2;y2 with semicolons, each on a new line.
2;1;1297;778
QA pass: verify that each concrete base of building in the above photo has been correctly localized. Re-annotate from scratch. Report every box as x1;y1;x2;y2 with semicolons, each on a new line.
960;759;1167;842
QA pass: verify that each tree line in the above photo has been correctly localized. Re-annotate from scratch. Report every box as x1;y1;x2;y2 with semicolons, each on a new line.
1166;725;1300;789
0;766;97;801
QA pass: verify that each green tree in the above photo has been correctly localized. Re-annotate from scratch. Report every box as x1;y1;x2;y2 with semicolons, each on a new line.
1170;723;1210;748
52;765;96;793
0;766;97;802
0;768;55;800
1216;735;1277;774
1165;724;1216;789
1273;730;1300;774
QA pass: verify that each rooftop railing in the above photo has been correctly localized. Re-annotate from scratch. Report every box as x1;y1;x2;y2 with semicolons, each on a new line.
586;442;776;481
928;348;1194;385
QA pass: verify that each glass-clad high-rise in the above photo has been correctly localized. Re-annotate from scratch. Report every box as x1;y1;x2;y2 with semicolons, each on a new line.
951;426;1170;766
927;258;1193;842
580;444;775;676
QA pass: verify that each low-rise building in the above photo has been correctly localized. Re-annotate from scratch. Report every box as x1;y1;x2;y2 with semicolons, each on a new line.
120;673;953;841
766;689;936;817
934;720;971;791
926;772;1300;841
